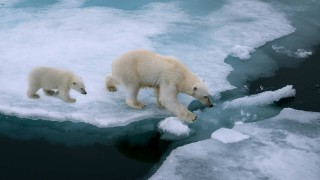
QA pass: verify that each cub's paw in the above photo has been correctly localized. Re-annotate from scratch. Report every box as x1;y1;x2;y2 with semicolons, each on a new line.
29;94;40;99
44;90;56;96
107;86;117;92
65;98;76;103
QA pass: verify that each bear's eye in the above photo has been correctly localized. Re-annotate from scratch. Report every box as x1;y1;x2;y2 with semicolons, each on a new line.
81;88;84;90
204;96;208;99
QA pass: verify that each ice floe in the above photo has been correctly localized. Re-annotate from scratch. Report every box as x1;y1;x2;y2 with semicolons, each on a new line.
158;117;190;140
223;85;296;109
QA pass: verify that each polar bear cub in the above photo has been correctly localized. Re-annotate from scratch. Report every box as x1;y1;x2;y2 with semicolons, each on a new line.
106;50;213;122
27;67;87;103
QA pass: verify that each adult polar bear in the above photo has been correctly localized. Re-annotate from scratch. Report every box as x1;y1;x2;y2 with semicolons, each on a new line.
106;50;213;122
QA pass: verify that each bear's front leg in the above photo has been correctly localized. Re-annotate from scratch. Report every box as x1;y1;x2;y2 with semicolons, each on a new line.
159;85;197;123
160;97;196;123
59;88;76;103
177;109;197;123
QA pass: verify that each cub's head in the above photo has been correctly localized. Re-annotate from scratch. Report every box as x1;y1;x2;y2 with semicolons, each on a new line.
192;82;213;107
71;76;87;95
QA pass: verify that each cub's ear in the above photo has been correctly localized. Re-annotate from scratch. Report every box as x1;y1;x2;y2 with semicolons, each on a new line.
73;82;77;85
192;86;197;95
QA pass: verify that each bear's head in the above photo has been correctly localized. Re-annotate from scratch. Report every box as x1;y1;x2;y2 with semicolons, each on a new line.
71;76;87;95
192;82;213;107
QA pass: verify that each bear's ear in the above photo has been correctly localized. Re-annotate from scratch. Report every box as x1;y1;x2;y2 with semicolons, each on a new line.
73;82;77;85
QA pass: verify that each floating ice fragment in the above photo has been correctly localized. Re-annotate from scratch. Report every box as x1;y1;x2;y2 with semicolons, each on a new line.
294;49;312;58
272;45;286;53
259;85;264;90
223;85;296;109
272;45;312;58
211;128;250;143
158;117;190;140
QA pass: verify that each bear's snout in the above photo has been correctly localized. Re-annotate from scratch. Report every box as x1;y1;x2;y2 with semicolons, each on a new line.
82;90;87;95
207;98;213;107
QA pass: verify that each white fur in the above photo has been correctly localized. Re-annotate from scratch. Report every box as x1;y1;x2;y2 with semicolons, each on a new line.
27;67;87;103
106;49;213;122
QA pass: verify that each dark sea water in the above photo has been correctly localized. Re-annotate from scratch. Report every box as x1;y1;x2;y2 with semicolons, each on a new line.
249;44;320;112
0;114;169;180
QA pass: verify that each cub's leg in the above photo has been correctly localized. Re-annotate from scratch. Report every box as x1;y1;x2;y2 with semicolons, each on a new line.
125;84;145;109
27;86;41;99
43;89;56;96
58;87;76;103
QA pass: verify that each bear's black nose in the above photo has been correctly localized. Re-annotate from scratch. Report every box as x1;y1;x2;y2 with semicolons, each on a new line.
82;90;87;95
209;104;213;107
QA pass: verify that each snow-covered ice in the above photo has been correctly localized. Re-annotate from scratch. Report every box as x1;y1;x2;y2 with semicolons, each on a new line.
211;128;250;143
230;45;255;60
0;0;295;127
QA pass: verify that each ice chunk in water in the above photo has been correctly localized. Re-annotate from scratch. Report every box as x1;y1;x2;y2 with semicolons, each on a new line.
295;49;312;58
272;45;312;59
158;117;190;140
223;85;296;109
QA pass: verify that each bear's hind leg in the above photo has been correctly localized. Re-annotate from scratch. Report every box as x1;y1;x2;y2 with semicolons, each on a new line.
154;87;164;109
125;85;145;109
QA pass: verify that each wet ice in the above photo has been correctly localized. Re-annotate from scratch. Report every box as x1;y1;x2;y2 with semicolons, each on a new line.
151;108;320;180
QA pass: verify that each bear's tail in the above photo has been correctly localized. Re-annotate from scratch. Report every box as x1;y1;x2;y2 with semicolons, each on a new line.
105;75;118;92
